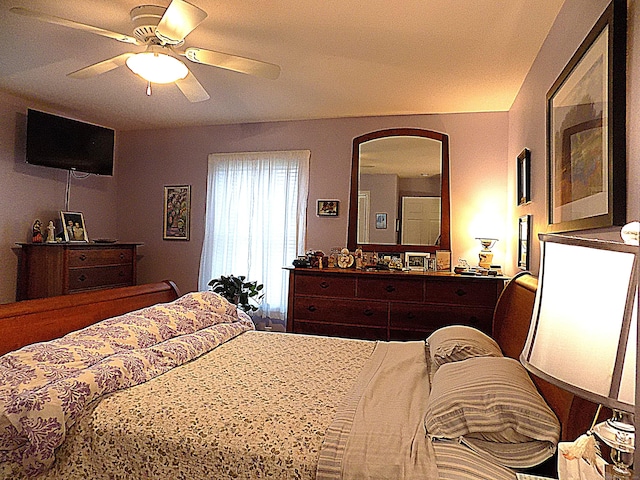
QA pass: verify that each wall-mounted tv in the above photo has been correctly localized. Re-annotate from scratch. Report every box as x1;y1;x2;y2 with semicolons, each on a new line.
26;109;115;176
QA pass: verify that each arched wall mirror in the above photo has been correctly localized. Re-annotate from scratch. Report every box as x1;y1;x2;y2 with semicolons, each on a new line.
347;128;450;253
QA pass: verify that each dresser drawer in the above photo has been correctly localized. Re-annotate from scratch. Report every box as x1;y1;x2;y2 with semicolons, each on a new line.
68;265;134;291
390;303;493;336
357;277;423;302
425;279;501;307
293;296;387;327
292;321;387;341
294;274;356;297
68;248;133;267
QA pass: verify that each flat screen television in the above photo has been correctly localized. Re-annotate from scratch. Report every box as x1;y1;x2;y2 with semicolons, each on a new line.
25;109;115;176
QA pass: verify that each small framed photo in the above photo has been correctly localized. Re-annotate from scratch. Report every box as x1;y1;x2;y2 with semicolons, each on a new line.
317;200;339;216
164;185;191;240
436;250;451;272
516;148;531;205
518;214;532;270
405;252;430;271
60;211;88;242
375;213;387;229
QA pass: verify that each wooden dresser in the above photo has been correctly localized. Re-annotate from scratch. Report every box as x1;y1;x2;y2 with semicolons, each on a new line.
286;267;507;341
16;243;140;301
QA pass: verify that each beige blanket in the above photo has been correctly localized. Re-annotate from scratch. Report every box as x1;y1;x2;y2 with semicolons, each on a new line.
318;341;439;479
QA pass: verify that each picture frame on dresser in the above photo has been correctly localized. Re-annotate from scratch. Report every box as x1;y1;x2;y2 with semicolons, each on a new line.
546;0;626;233
163;185;191;241
60;211;88;242
405;252;429;271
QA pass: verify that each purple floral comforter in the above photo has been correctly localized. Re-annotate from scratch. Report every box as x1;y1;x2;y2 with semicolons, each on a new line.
0;291;254;477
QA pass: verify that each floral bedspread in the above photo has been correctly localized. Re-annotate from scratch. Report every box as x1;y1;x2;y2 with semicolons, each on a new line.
0;291;254;477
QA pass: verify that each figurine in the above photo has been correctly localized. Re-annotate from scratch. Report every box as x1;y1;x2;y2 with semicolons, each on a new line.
32;219;43;243
46;220;56;243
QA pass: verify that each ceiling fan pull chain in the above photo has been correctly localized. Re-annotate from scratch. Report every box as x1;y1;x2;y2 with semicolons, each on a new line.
146;81;152;96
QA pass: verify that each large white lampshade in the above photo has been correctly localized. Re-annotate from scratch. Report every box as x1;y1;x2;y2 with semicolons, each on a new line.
520;234;637;412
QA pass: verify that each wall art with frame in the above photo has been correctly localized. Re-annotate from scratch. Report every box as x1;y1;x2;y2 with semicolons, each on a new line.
517;148;531;205
518;214;532;271
317;200;339;217
546;0;626;233
163;185;191;240
60;211;88;242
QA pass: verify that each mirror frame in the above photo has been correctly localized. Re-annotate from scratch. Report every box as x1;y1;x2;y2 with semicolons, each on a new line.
347;128;450;253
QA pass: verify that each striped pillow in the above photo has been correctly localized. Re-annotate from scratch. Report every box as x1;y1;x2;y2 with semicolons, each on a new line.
426;325;503;372
424;356;560;468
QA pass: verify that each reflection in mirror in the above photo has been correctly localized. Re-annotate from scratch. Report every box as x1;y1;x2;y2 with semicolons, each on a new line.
348;128;450;253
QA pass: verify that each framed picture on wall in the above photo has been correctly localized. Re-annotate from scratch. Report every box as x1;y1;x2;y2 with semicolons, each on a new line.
60;211;88;242
163;185;191;240
516;148;531;205
375;213;387;229
518;214;532;270
546;1;626;233
317;200;339;216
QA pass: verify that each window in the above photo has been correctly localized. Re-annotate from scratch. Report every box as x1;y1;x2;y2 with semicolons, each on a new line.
198;150;310;322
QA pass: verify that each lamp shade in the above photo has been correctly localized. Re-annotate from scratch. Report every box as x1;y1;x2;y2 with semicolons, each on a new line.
520;234;638;412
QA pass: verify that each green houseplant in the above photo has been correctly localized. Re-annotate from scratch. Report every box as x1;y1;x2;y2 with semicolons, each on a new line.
208;274;264;313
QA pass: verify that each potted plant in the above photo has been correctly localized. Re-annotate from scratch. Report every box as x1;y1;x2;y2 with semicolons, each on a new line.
208;274;264;313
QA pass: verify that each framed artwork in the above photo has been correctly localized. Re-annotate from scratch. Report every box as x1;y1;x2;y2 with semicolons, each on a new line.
405;252;430;271
435;250;451;272
163;185;191;240
516;148;531;205
518;214;532;271
60;211;88;242
375;213;387;229
317;200;339;216
546;1;626;233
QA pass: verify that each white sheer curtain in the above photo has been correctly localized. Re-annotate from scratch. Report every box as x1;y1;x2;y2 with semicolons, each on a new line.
198;150;310;322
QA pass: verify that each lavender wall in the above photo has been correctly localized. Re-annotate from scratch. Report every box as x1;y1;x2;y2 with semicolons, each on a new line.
116;112;508;294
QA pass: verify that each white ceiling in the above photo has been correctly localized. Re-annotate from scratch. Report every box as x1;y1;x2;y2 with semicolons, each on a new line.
0;0;565;131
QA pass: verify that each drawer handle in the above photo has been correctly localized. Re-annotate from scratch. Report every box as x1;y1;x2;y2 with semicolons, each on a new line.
78;274;87;282
469;316;478;324
119;253;125;260
118;270;125;277
455;288;467;297
319;281;330;289
385;285;396;293
78;254;87;262
307;305;317;312
407;312;416;320
363;309;374;317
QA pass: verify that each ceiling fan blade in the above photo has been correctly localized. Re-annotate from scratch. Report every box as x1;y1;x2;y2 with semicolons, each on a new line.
175;71;210;102
68;53;134;79
184;47;281;80
155;0;207;45
10;7;139;45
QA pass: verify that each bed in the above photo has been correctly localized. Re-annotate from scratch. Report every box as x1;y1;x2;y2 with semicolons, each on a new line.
0;274;598;479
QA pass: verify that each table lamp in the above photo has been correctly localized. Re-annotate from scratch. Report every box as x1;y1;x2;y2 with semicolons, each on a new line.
476;237;498;269
520;234;637;477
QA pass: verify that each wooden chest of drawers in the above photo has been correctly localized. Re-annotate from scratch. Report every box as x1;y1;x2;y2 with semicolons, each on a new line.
286;268;507;341
16;243;140;300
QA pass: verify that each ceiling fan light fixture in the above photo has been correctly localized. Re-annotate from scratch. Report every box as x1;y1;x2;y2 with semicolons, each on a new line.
126;47;188;84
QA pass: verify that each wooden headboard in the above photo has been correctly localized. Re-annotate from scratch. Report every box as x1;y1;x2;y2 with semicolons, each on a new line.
0;281;180;356
493;272;601;442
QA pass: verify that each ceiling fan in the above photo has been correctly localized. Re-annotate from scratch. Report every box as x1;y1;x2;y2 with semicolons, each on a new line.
10;0;281;102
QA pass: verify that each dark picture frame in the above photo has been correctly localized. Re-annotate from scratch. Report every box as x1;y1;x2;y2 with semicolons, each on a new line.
317;200;339;217
516;148;531;205
163;185;191;240
518;214;532;271
60;211;88;242
546;0;626;233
